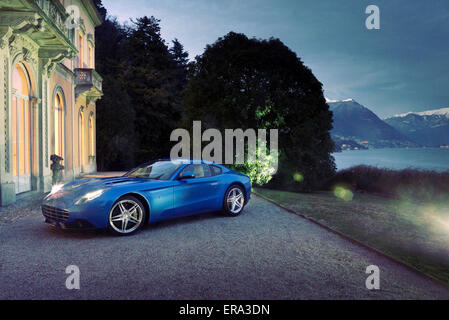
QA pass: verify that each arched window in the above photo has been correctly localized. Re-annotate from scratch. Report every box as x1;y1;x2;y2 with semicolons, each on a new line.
54;91;65;158
12;63;32;193
79;110;85;170
88;113;94;157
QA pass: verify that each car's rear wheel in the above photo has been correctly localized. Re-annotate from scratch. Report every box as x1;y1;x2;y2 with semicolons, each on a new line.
108;196;146;236
223;185;245;216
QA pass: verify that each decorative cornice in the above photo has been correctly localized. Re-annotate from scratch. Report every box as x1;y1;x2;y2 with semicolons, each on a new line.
0;12;42;55
87;33;95;46
0;11;42;32
87;95;101;106
40;47;72;77
10;33;39;56
22;47;37;65
78;18;86;35
0;3;77;55
81;0;103;27
0;27;13;49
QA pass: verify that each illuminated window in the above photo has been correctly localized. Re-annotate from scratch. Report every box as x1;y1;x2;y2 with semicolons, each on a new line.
88;45;94;68
78;33;84;68
54;92;64;158
79;110;85;169
88;114;94;156
12;63;32;193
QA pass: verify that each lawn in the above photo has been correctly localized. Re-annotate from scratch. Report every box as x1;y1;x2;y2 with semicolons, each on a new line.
254;187;449;286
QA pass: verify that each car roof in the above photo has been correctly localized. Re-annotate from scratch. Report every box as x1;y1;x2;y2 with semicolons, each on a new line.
156;158;218;165
135;159;226;168
129;159;231;177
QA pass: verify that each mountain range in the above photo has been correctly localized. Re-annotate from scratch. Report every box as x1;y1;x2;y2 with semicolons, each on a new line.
327;99;417;149
327;99;449;149
384;108;449;147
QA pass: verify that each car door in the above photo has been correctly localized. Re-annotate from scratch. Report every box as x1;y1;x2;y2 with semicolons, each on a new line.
172;164;220;217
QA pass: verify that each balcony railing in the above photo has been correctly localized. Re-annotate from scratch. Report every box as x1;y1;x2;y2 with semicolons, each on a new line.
32;0;71;42
75;68;103;101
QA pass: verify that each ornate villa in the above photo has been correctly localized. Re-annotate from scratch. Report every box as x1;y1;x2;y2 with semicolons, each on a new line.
0;0;103;205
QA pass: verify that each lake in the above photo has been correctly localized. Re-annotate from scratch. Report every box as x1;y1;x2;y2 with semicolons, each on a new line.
333;148;449;172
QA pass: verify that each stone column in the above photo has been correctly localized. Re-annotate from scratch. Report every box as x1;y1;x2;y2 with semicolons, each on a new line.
37;58;52;192
0;28;15;205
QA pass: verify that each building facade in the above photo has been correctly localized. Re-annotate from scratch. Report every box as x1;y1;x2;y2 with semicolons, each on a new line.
0;0;102;205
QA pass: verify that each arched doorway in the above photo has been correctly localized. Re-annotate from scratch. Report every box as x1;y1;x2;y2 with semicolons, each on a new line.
12;63;32;194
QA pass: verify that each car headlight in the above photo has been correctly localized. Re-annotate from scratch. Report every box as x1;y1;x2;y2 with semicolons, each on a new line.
75;189;105;205
44;184;64;199
50;184;64;195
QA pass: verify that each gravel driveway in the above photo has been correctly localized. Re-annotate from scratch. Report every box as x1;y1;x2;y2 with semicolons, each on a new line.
0;194;448;299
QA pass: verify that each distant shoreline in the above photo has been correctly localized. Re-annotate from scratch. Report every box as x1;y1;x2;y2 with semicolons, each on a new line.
333;147;449;172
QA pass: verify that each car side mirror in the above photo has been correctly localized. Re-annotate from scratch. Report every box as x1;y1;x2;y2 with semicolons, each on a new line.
179;171;195;180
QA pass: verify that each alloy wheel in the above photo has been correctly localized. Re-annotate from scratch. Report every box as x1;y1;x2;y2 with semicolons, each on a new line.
227;187;244;214
109;199;144;234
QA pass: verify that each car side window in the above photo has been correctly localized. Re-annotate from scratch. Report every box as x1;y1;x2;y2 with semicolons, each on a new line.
210;165;222;176
180;164;212;179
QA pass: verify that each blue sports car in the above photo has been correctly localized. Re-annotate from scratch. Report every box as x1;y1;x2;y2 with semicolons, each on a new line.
42;159;251;235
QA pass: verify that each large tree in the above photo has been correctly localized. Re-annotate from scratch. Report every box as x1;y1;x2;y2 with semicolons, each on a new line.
93;4;188;170
125;16;188;164
94;3;137;170
184;32;335;190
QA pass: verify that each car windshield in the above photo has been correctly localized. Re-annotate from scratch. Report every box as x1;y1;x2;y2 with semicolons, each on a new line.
124;160;184;180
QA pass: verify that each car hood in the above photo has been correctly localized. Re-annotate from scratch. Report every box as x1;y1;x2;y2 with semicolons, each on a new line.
65;176;151;190
44;176;169;205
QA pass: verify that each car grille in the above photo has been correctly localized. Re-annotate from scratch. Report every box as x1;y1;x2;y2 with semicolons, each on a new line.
42;205;69;222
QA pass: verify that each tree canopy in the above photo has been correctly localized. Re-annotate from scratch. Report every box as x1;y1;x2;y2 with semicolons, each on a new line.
183;32;335;190
93;1;335;190
94;2;188;170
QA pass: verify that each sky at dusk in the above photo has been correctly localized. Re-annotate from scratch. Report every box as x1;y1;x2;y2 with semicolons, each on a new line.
101;0;449;118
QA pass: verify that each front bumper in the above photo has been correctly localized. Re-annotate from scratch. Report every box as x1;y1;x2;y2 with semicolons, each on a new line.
43;214;97;230
41;196;112;229
41;204;99;229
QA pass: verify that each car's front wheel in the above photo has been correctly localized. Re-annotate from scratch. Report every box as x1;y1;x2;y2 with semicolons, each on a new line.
223;185;245;216
108;196;146;236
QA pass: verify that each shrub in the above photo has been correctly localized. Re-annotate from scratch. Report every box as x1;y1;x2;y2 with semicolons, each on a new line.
324;165;449;203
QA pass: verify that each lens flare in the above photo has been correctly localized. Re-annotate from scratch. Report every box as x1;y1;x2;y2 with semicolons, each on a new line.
50;184;63;195
333;186;354;202
420;204;449;235
293;172;304;182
